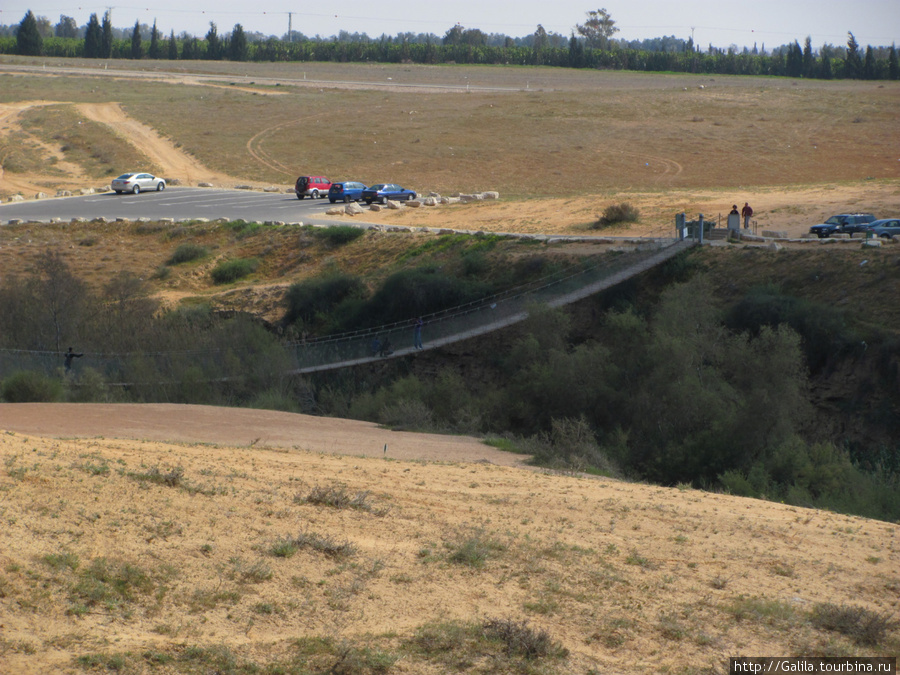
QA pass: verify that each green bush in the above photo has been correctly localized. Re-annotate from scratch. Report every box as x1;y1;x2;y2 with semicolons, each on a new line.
166;243;209;265
447;531;505;568
210;258;259;284
224;220;261;238
726;287;859;371
1;370;63;402
313;225;366;247
247;388;301;413
351;267;491;328
524;416;620;476
592;202;640;228
283;273;368;328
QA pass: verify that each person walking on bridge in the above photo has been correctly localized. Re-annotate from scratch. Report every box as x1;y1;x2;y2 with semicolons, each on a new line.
413;317;425;350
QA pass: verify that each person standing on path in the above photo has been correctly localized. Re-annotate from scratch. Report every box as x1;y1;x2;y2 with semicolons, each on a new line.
741;202;753;229
413;317;425;350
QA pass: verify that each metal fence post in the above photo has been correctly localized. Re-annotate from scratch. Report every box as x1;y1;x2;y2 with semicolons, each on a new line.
698;214;704;244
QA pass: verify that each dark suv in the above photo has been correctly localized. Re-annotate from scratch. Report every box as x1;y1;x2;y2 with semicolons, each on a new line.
809;213;876;238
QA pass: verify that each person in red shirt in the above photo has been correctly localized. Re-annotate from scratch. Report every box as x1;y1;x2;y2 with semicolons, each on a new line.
741;202;753;228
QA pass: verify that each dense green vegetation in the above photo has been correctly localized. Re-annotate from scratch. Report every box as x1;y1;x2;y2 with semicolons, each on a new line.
1;243;897;522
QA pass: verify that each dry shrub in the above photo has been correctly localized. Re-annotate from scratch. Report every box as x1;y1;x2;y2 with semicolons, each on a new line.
593;202;640;229
481;618;568;659
810;603;897;646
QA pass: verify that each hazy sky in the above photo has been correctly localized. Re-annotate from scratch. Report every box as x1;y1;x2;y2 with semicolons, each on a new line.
2;0;898;49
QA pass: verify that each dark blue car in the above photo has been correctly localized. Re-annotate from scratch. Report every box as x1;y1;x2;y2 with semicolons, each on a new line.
362;183;417;205
328;181;367;203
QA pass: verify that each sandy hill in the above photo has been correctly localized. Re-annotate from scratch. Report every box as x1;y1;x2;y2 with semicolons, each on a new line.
0;403;897;674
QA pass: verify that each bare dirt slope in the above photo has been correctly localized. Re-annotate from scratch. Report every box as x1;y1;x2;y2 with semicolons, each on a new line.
0;403;897;674
0;402;527;466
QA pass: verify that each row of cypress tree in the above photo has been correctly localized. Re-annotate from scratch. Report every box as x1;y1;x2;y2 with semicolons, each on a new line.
10;10;899;80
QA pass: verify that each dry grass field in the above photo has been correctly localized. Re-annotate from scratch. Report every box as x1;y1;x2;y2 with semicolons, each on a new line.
1;404;898;675
1;58;900;674
1;58;899;231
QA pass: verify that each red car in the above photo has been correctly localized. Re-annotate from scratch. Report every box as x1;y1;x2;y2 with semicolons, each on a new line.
295;176;331;200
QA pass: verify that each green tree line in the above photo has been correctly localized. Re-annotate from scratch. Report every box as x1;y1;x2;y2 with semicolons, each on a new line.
5;10;899;80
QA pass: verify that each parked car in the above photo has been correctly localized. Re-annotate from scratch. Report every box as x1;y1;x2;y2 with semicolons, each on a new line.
809;213;876;238
870;218;900;239
328;181;367;203
295;175;331;200
362;183;417;205
111;172;166;194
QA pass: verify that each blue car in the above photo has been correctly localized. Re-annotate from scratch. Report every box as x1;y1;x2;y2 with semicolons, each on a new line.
870;218;900;239
362;183;417;205
328;181;367;203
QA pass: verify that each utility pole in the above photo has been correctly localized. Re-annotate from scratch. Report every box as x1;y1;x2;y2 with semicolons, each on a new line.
288;12;292;42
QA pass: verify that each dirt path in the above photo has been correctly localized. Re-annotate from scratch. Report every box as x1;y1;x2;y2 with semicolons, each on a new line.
0;402;530;467
1;100;245;195
0;101;70;196
75;102;239;186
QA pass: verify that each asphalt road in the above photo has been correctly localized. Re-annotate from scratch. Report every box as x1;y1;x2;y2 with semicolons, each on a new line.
0;187;344;225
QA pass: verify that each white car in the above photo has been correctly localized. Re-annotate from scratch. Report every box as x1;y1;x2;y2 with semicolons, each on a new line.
111;172;166;194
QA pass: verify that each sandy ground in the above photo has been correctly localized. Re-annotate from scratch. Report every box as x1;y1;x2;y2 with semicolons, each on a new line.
0;403;527;466
0;402;897;674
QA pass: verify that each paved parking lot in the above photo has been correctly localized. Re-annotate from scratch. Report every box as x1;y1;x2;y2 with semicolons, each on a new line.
0;188;339;224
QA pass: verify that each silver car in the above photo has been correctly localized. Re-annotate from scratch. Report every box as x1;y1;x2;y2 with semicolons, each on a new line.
111;172;166;194
870;218;900;239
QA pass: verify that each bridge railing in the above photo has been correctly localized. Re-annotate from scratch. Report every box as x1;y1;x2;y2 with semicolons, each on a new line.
287;238;688;372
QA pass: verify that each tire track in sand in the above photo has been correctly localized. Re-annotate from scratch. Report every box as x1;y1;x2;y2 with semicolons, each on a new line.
246;114;330;177
616;150;684;183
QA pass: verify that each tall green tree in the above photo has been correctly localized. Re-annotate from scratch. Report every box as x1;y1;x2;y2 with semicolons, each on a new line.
228;23;247;61
802;36;814;77
532;24;547;64
820;43;833;79
84;13;101;57
575;8;618;50
101;11;113;58
54;15;77;38
890;44;899;80
130;20;142;59
16;10;43;56
182;37;197;60
845;32;862;78
863;45;876;79
205;22;222;60
568;34;585;67
442;24;465;46
785;40;803;77
148;20;160;59
167;29;178;59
